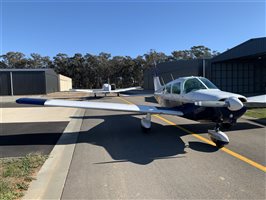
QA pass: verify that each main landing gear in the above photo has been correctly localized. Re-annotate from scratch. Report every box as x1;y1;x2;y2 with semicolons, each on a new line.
141;113;151;132
208;124;229;148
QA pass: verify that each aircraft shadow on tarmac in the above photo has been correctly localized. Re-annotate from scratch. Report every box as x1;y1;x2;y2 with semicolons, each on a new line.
144;96;158;103
70;114;221;165
247;118;266;126
0;114;263;164
177;122;264;134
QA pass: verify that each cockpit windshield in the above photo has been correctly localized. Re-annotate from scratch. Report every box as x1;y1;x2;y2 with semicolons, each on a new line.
198;77;218;89
184;78;206;93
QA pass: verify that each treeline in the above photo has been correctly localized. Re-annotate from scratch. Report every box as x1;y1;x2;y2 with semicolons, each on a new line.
0;46;219;88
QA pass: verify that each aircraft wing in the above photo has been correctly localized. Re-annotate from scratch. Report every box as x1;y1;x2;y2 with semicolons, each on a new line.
70;89;108;94
70;89;94;93
16;98;183;116
244;95;266;108
112;86;141;93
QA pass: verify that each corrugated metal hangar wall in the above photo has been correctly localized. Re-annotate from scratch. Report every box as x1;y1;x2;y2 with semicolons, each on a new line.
144;37;266;96
143;59;208;90
209;38;266;96
0;69;59;95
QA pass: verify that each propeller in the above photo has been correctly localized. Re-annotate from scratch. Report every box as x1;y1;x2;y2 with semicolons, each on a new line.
195;97;244;111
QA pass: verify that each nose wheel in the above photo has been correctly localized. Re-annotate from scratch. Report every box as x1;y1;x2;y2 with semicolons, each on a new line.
208;125;229;148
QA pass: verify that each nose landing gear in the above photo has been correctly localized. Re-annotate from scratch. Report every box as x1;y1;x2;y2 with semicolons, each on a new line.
208;124;229;148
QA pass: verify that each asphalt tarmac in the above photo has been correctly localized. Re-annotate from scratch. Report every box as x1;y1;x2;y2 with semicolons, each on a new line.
0;121;68;158
61;95;266;199
0;102;76;158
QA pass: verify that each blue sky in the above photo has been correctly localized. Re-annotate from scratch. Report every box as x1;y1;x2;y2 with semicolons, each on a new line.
1;0;265;58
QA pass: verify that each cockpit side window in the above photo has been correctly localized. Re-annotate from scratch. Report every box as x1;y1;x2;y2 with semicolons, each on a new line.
184;78;206;93
165;84;171;93
172;82;181;94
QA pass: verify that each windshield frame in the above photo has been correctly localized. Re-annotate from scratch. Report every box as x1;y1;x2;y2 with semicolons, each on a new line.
183;77;207;94
198;77;218;89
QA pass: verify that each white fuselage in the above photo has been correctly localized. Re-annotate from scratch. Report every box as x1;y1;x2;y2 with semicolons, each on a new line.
154;76;247;108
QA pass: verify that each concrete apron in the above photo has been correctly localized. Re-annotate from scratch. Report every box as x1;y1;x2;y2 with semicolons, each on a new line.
23;108;85;200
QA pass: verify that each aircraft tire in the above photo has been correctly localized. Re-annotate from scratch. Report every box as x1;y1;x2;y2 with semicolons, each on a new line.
210;136;225;148
141;125;151;133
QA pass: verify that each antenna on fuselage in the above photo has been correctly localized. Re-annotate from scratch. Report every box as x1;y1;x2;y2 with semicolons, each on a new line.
170;74;174;81
161;77;165;86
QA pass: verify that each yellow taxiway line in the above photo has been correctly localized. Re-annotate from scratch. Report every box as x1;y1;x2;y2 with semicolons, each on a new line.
117;96;266;173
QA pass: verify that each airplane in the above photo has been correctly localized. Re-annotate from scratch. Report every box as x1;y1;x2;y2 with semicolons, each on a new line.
16;75;266;148
70;83;141;97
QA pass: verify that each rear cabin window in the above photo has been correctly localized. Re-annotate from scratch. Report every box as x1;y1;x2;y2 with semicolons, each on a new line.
184;78;206;93
172;82;181;94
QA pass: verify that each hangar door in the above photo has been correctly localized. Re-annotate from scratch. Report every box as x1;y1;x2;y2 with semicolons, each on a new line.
12;72;46;95
0;72;11;95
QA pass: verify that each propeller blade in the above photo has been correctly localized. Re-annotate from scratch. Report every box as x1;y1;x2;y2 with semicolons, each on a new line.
244;102;266;108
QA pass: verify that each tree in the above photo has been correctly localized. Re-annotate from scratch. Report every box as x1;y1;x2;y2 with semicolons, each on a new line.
190;45;212;59
0;52;28;68
171;50;192;60
144;49;168;68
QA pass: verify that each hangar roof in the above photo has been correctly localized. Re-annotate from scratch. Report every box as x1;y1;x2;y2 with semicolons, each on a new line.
0;68;54;72
212;37;266;62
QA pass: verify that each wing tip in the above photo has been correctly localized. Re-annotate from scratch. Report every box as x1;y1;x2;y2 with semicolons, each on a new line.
16;98;47;105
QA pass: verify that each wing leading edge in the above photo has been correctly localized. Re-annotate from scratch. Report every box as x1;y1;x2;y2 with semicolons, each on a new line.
245;95;266;108
16;98;183;116
112;86;141;93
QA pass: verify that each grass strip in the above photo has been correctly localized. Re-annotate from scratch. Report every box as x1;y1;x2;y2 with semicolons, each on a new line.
245;108;266;119
0;153;47;200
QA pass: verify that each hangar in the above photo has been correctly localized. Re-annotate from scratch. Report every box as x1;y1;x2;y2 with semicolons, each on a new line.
209;37;266;96
143;59;207;90
144;37;266;96
0;69;72;95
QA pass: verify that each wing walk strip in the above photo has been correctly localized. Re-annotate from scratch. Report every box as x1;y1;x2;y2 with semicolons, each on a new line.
117;97;266;173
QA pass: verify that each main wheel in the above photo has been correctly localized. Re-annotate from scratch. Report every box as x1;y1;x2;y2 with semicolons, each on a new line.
141;125;151;133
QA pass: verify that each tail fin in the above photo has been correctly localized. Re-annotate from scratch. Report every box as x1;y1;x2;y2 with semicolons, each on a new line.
152;63;163;91
153;76;162;91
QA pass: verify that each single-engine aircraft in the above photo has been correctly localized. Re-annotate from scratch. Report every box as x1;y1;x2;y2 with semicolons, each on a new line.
16;75;266;148
71;83;141;97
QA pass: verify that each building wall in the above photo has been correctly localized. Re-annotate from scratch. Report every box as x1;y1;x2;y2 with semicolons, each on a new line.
0;69;59;95
0;72;11;95
58;74;72;91
143;38;266;96
45;70;59;93
210;56;266;96
12;71;46;95
144;59;205;90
